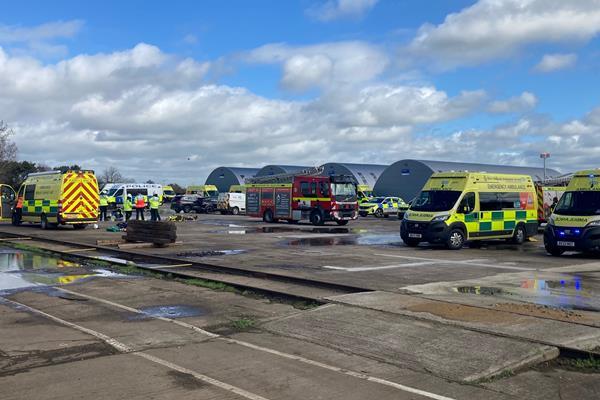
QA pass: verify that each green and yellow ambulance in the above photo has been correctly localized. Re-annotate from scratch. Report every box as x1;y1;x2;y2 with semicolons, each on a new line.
357;185;374;204
401;172;538;250
544;169;600;256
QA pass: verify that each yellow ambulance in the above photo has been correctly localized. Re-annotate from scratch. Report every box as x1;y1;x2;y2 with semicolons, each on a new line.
544;169;600;256
0;184;16;221
401;172;538;250
13;170;99;229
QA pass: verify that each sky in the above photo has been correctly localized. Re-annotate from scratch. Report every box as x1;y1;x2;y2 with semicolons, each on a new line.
1;0;600;184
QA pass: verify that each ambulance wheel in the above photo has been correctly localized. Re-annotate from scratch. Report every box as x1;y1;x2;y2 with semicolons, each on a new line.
231;207;240;215
336;220;349;226
446;229;465;250
11;212;21;226
263;209;275;223
310;210;324;226
545;242;565;256
512;225;526;245
40;215;49;230
403;239;420;247
375;209;384;218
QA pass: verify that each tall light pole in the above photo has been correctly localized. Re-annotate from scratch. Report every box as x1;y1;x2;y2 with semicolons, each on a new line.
540;152;550;181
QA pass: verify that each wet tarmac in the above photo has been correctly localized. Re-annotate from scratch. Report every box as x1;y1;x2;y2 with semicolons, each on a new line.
131;305;205;320
284;233;402;247
209;226;366;235
174;249;247;257
0;247;126;292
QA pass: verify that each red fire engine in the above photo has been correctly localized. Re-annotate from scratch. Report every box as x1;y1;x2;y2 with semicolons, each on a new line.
245;169;358;226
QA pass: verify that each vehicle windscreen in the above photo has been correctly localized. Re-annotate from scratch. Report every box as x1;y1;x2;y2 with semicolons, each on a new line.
332;183;357;202
371;197;385;203
411;190;462;212
207;190;219;198
164;190;175;195
107;188;120;196
554;191;600;216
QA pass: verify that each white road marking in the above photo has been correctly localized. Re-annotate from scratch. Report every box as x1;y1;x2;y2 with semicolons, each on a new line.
56;287;457;400
3;297;270;400
322;262;435;272
374;253;535;271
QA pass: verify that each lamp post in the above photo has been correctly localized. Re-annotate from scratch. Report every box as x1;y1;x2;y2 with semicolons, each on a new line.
540;152;550;181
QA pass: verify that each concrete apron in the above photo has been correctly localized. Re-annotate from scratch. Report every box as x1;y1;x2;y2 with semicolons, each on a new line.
263;303;559;383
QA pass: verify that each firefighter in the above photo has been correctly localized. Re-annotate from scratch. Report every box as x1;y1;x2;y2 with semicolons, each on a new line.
99;194;109;221
123;194;133;221
149;193;161;221
135;193;146;220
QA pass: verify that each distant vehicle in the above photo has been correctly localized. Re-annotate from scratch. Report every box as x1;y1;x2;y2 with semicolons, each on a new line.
218;192;245;215
12;170;99;229
359;196;409;218
245;169;358;226
162;185;176;202
0;184;16;222
228;185;246;193
357;184;374;204
537;185;567;223
544;170;600;256
186;185;219;199
171;194;215;214
100;183;163;206
401;172;538;250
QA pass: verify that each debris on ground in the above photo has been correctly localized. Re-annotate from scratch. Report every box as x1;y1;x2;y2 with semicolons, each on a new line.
168;214;198;222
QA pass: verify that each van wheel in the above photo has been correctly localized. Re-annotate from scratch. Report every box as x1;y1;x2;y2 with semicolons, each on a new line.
263;209;274;223
310;210;324;226
336;220;349;226
375;209;384;218
512;225;526;245
40;215;49;230
446;229;465;250
183;205;192;213
231;207;240;215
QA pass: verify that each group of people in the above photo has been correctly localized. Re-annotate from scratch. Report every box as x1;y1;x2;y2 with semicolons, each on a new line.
98;192;161;222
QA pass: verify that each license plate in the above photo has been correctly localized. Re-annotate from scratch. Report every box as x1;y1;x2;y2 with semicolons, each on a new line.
408;233;422;238
557;241;575;247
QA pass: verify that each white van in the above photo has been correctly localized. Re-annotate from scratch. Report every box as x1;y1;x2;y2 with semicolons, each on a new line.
217;192;246;215
100;183;163;206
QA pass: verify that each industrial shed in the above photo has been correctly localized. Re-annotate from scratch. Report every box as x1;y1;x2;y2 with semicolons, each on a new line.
256;165;311;177
373;159;560;200
320;163;388;189
205;167;260;193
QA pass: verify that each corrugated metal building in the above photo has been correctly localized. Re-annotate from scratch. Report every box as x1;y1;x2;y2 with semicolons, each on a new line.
205;167;260;193
320;163;388;189
374;159;560;200
256;165;311;177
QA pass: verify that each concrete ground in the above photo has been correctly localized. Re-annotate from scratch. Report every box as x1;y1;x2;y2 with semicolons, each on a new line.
1;209;600;399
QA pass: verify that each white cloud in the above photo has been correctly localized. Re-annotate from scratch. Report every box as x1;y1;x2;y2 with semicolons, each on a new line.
534;53;578;72
245;41;388;91
306;0;378;22
409;0;600;68
0;20;84;58
0;43;492;184
488;92;538;113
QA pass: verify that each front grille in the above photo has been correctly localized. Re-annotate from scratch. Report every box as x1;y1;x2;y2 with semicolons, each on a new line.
407;221;428;232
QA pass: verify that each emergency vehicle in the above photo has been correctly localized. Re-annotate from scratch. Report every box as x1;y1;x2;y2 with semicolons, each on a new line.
162;185;176;202
357;185;374;204
12;170;99;229
100;183;163;206
0;184;16;222
544;170;600;256
401;172;538;250
359;196;409;218
186;185;219;198
245;169;358;226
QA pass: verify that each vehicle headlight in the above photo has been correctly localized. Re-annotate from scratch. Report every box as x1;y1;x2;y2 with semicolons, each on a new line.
432;214;450;222
586;220;600;227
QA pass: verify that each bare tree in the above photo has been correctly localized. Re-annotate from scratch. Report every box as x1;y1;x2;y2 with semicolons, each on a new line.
99;166;125;185
0;121;17;162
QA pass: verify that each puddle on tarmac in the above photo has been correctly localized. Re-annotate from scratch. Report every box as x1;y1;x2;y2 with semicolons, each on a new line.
455;286;504;296
209;226;369;235
0;247;126;292
130;305;204;320
284;233;402;247
175;250;247;258
454;276;600;312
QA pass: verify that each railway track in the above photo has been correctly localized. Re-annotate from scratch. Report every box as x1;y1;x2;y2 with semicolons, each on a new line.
0;231;372;303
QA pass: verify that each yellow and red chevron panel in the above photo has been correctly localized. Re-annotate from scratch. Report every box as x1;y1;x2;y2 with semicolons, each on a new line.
61;171;99;220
